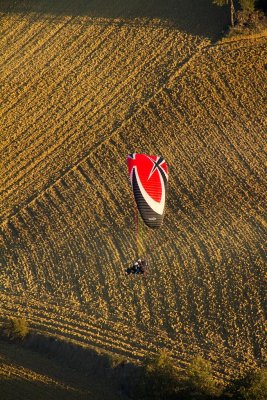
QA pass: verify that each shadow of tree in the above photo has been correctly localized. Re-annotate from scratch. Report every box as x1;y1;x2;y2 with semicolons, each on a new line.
0;377;85;400
0;334;138;399
0;0;230;40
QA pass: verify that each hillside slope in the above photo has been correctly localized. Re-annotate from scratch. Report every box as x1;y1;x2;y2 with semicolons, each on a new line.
0;339;128;400
0;13;205;222
1;1;266;380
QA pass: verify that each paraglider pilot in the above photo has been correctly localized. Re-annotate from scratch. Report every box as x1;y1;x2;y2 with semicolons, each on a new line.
125;259;147;276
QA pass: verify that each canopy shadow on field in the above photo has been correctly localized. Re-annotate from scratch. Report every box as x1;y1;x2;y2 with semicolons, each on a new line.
1;0;230;40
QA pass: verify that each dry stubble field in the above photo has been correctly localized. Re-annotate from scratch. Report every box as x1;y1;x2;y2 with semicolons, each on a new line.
0;1;266;380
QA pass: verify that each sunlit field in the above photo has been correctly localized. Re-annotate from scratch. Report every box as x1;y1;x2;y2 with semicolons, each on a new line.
1;0;266;380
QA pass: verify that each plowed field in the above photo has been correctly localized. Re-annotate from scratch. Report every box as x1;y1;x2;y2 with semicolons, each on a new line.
1;1;266;379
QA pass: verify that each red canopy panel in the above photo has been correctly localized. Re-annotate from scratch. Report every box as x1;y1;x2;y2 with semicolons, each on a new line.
127;153;168;229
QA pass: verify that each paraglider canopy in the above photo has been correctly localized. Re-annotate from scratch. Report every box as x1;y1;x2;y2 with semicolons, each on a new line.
127;153;168;229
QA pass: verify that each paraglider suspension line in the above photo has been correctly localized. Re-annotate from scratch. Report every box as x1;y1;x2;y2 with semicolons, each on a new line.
145;229;153;267
134;205;139;256
134;206;156;268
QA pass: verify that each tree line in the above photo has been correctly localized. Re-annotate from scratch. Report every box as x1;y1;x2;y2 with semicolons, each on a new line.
137;350;266;400
213;0;267;35
1;317;266;400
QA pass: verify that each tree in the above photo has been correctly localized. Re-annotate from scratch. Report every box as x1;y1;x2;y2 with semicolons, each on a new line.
141;350;179;399
213;1;266;35
3;317;29;340
213;0;236;26
185;356;222;398
242;369;267;400
225;368;267;400
239;0;255;13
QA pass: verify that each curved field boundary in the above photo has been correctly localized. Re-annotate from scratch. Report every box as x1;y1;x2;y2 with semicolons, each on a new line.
1;38;207;225
1;15;203;222
2;33;266;227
